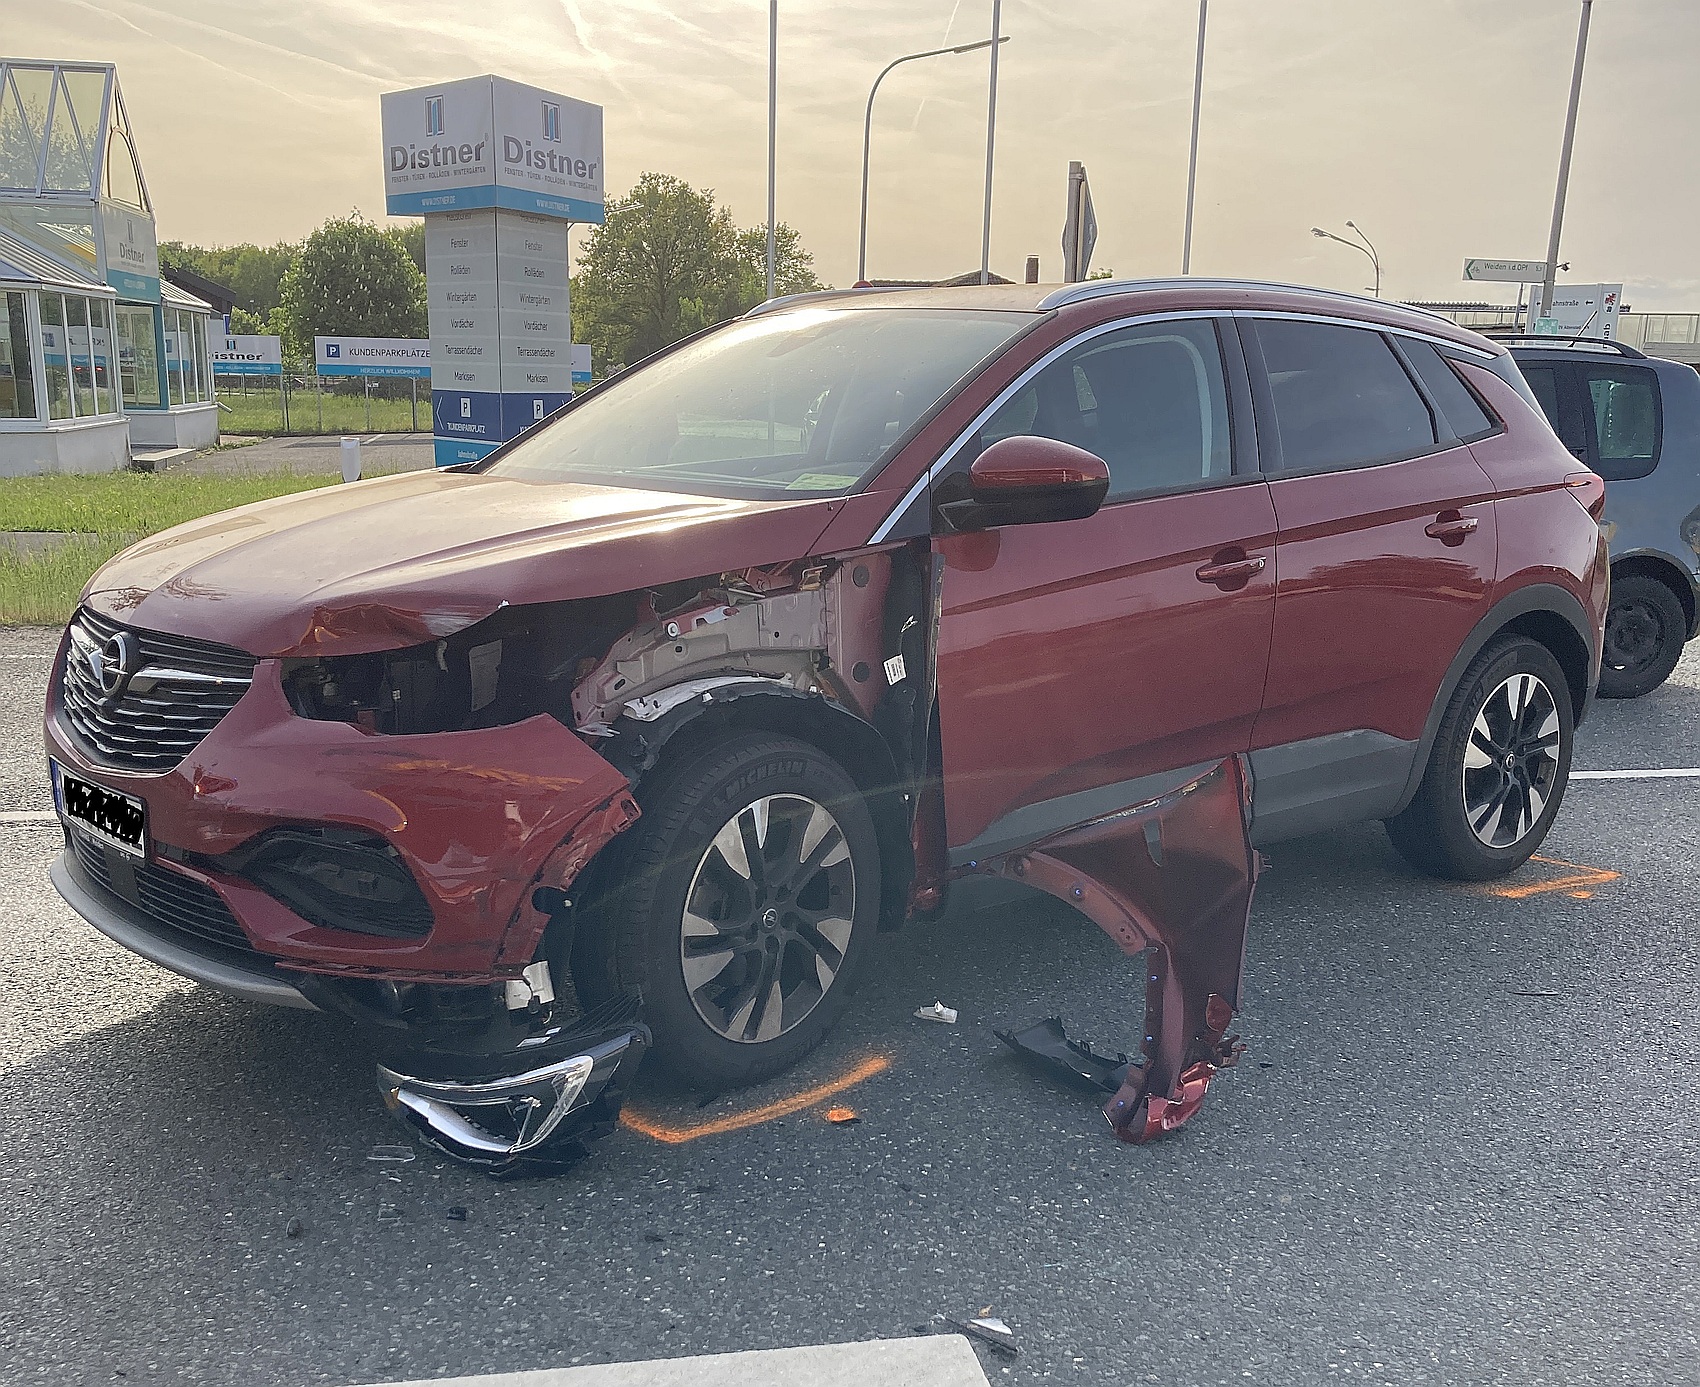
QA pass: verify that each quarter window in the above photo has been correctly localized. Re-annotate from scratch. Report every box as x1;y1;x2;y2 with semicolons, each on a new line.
977;318;1232;500
1253;319;1435;473
1403;340;1496;440
1583;366;1659;481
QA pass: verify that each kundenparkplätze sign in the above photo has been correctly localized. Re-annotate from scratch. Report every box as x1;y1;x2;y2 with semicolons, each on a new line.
315;335;431;378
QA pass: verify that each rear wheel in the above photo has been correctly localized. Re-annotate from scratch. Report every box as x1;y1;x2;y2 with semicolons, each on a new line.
1598;572;1686;699
1386;635;1573;881
573;732;880;1090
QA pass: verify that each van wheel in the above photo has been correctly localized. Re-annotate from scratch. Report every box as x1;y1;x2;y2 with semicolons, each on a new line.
1598;573;1686;699
572;732;880;1090
1386;636;1573;881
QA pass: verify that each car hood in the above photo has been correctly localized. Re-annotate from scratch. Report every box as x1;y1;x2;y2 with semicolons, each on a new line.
84;469;841;657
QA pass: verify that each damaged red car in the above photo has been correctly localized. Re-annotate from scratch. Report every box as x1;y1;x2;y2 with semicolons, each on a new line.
44;279;1607;1167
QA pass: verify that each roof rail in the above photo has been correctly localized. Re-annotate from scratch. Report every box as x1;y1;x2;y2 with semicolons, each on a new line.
1486;332;1646;359
1035;276;1457;325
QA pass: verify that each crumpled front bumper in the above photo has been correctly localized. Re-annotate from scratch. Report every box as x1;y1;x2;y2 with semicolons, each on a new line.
43;655;639;985
376;995;650;1173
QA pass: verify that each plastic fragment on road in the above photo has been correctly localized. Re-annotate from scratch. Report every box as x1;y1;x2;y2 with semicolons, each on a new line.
367;1144;415;1163
938;1313;1018;1355
914;1001;958;1024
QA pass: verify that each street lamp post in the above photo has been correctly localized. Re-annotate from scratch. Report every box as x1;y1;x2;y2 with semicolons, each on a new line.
1541;0;1593;321
1310;222;1380;298
766;0;777;300
1181;0;1208;275
979;0;1003;286
857;35;1008;285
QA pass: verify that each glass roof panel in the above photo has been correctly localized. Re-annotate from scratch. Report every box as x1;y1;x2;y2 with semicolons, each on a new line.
42;71;97;193
60;68;109;149
103;126;145;210
0;73;40;190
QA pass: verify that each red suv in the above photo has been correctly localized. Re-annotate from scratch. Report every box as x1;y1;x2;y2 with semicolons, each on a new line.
45;280;1606;1160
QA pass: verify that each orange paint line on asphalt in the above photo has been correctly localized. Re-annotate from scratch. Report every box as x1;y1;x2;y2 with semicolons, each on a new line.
620;1053;892;1145
1480;854;1621;901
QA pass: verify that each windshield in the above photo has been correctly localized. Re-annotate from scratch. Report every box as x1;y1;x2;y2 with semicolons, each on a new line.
485;306;1029;498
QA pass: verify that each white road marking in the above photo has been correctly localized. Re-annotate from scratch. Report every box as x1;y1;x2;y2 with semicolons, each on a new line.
361;1335;991;1387
1571;768;1700;780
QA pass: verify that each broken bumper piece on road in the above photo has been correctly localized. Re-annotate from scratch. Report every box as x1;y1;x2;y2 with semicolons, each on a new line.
377;996;650;1174
988;756;1257;1144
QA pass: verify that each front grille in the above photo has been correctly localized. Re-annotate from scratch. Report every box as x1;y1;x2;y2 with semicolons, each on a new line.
60;608;255;774
66;830;268;965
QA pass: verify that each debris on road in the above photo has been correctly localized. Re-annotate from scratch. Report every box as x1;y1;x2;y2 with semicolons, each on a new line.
366;1145;415;1164
995;1016;1134;1092
824;1107;861;1125
974;757;1256;1144
284;1216;303;1239
445;1206;467;1222
939;1313;1019;1355
914;1001;958;1024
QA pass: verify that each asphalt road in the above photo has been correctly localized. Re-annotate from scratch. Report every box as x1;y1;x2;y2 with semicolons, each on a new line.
2;625;1696;1386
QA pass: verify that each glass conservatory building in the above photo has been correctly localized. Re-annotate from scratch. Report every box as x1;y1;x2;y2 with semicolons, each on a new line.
0;59;216;476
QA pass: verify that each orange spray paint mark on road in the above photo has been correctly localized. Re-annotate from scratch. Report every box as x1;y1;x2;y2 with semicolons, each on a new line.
620;1053;891;1145
1478;855;1620;901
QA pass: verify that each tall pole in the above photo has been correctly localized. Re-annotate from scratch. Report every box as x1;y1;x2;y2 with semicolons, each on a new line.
1541;0;1592;321
979;0;1002;285
1346;220;1380;298
857;38;1005;285
1181;0;1208;275
766;0;777;300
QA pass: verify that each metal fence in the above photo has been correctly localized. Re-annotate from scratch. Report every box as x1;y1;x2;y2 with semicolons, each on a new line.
210;373;431;436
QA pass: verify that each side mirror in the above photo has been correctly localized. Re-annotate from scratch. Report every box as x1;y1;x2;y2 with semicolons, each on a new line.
938;435;1111;532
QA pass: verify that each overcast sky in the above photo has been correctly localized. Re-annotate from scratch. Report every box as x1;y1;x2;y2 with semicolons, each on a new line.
16;0;1700;308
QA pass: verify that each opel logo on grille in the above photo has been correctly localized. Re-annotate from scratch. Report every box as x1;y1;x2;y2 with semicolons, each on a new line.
86;631;138;702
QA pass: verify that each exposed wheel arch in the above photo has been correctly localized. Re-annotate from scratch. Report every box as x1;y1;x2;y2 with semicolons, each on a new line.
604;686;915;931
1389;584;1596;818
1611;551;1698;638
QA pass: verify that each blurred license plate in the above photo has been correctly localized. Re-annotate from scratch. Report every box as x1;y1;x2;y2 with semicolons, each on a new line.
52;762;146;858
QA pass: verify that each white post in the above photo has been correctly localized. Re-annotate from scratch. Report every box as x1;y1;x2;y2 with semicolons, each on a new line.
979;0;1002;285
766;0;778;300
1181;0;1208;275
340;435;361;483
1541;0;1592;320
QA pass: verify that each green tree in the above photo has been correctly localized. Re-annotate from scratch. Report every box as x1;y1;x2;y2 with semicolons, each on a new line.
275;213;426;358
572;173;824;374
227;306;264;334
733;223;822;305
158;240;296;314
389;220;425;275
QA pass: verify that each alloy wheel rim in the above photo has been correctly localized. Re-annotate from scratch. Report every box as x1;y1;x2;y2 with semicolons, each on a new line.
1603;597;1664;674
1461;673;1562;849
680;794;856;1044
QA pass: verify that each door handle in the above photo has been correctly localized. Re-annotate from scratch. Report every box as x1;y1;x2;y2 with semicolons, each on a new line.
1195;554;1266;586
1425;514;1479;544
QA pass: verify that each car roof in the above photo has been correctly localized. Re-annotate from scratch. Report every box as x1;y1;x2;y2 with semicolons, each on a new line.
747;277;1498;352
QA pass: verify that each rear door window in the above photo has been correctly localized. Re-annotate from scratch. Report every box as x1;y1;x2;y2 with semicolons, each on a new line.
1517;362;1590;460
1582;365;1661;480
976;318;1233;501
1402;339;1497;440
1251;318;1436;474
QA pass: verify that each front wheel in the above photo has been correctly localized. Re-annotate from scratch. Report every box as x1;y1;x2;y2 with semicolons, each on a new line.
573;732;881;1090
1386;635;1573;881
1598;572;1686;699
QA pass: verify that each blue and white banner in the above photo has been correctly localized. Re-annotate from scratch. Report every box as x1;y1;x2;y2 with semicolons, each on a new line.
572;343;591;385
315;335;432;378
